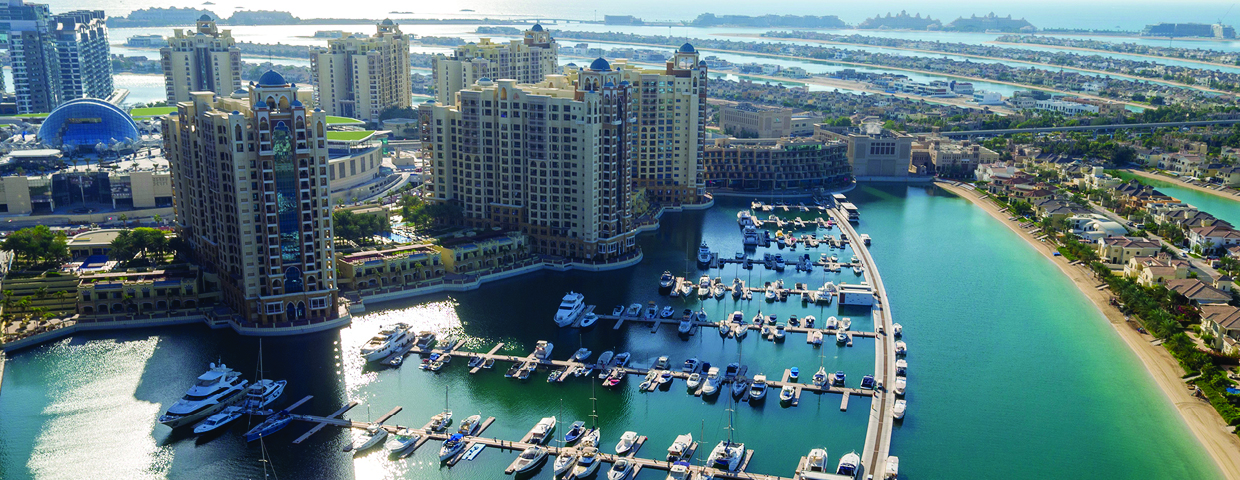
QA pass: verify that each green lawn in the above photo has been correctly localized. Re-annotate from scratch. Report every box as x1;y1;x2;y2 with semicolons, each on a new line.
325;130;376;142
129;106;177;117
325;115;365;125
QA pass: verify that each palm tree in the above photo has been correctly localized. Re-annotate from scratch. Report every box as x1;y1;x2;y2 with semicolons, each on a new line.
53;290;66;303
2;290;13;311
35;286;47;301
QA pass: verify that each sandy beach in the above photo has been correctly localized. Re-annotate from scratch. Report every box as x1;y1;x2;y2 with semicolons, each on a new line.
937;180;1240;480
1124;169;1240;201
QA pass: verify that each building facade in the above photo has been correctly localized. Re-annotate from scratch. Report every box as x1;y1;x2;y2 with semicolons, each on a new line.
160;15;242;103
162;71;340;326
50;10;111;102
418;71;637;261
432;25;558;104
310;19;411;123
718;102;792;139
702;137;848;191
816;124;914;179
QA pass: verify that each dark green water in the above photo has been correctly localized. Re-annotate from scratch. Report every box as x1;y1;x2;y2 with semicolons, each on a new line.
0;185;1221;479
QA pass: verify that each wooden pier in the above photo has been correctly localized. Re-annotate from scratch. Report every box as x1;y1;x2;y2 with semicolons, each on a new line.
469;342;505;374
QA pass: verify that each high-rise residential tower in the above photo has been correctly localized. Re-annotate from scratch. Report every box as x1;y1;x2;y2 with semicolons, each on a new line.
432;24;558;104
622;44;707;205
418;64;636;260
310;19;411;123
1;1;112;113
160;15;242;103
162;71;341;326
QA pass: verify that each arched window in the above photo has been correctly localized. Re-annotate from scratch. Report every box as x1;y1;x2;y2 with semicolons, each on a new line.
285;267;303;293
235;129;242;141
316;122;324;137
259;118;269;131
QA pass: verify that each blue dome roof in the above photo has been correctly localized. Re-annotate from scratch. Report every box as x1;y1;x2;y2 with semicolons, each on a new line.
36;99;140;150
589;57;611;71
531;23;544;32
291;99;303;107
258;70;286;87
678;43;696;54
381;18;395;26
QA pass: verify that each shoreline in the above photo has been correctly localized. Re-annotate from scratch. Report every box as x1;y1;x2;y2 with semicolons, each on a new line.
988;41;1240;71
1122;169;1240;201
936;180;1240;480
558;37;1147;110
726;33;1225;96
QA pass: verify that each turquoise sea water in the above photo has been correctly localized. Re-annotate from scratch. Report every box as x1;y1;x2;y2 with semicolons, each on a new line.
0;186;1221;479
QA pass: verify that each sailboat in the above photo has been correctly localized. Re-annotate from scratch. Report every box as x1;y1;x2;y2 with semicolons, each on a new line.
571;388;602;477
709;402;746;472
430;387;452;432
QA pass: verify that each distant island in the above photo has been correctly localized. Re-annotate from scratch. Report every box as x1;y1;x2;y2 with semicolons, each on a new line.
857;11;942;30
688;13;846;29
475;26;523;35
106;7;550;28
857;11;1034;33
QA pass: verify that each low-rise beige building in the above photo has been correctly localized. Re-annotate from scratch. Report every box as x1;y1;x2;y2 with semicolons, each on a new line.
1124;253;1190;286
335;244;446;292
717;103;793;138
77;268;204;316
438;231;529;274
1097;236;1161;264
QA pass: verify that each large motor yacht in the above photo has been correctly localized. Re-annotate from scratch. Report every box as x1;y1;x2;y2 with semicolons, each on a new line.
360;323;412;362
159;362;250;429
554;292;586;327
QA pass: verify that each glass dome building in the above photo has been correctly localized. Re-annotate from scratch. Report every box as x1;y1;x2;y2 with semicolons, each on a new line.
36;98;142;152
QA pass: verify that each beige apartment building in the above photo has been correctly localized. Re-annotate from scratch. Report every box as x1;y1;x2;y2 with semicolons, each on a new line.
311;20;411;123
432;25;558;104
162;70;340;326
702;137;849;191
815;124;914;179
160;16;242;103
718;103;793;139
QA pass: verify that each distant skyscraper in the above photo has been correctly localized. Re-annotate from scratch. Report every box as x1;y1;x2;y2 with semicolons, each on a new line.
160;15;242;103
162;71;341;325
432;25;558;104
311;19;411;123
0;1;111;114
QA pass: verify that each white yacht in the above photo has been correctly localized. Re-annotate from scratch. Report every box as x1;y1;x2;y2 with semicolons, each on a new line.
512;445;547;474
678;315;694;334
813;367;828;386
697;241;712;265
803;448;829;472
385;428;420;457
894;376;907;396
667;461;695;480
430;410;453;432
809;330;824;345
886;456;900;479
159;363;250;429
660;306;675;318
242;379;287;411
573;445;602;477
530;416;556;444
438;433;467;461
615;431;639;455
608;458;635;480
581;313;599;328
360;323;412;362
534;340;554;360
702;368;722;396
709;440;745;472
571;348;592;362
192;406;243;434
764;285;777;302
779;385;795;403
666;433;693;461
742;225;762;246
840;317;852;331
837;451;861;477
893;323;903;337
352;423;389;456
458;414;482;435
825;316;839;329
895;341;908;356
893;399;907;420
553;447;578;475
555;292;586;327
836;330;848;344
686;372;703;390
748;375;768;401
659;270;676;290
626;303;642;317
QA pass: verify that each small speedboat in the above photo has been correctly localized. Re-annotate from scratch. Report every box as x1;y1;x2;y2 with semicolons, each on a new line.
836;330;848;344
385;428;420;457
730;378;748;399
832;371;846;386
530;416;556;444
895;341;908;356
789;367;799;381
615;431;639;455
644;303;658;320
825;316;839;329
813;367;828;386
779;385;795;403
893;323;903;337
809;331;824;345
572;445;602;477
613;352;631;367
553;447;578;475
438;433;466;461
840;317;852;331
748;375;768;401
613;305;625;316
702;368;722;396
572;348;593;362
886;455;900;479
682;357;701;373
581;313;599;328
626;303;642;317
430;410;453;432
512;445;547;474
193;406;243;434
243;410;292;442
667;461;694;480
861;374;876;390
893;399;907;420
803;315;815;327
608;457;635;480
352;423;389;456
467;355;484;368
686;372;703;390
837;451;861;476
894;376;907;396
564;421;587;444
660;306;675;318
773;324;786;341
658;370;674;385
